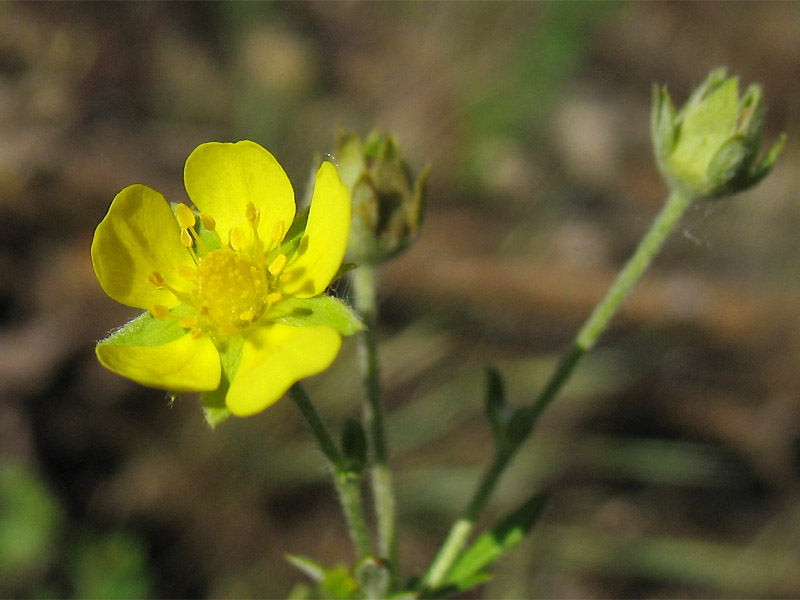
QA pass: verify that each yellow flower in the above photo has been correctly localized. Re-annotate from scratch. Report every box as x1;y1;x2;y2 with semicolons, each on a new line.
92;141;361;423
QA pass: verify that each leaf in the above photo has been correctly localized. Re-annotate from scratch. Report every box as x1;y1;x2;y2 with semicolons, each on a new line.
272;296;365;336
484;367;507;444
443;490;550;591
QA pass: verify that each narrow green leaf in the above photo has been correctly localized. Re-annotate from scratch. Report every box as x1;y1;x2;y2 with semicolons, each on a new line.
286;553;327;583
443;491;550;590
484;367;506;443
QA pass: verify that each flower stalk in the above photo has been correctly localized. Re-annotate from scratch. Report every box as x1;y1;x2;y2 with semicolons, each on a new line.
352;264;398;573
289;385;373;561
422;188;694;591
420;68;784;592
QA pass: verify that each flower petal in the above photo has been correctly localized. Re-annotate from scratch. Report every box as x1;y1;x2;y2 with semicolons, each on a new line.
226;323;341;416
96;332;221;392
281;161;350;298
91;184;195;310
183;141;296;247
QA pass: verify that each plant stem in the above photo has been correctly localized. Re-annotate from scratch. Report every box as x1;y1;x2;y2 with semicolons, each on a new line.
289;384;372;560
352;264;398;572
421;188;694;591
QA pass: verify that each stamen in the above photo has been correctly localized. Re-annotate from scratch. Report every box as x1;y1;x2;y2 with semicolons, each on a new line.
239;308;257;323
268;253;287;277
187;226;209;254
176;203;196;229
147;272;165;288
266;292;282;305
200;212;216;231
271;220;285;244
150;304;169;320
246;202;260;228
230;227;247;251
178;317;199;329
180;229;193;248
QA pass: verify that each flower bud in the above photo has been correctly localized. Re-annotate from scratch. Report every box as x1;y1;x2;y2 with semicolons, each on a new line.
335;130;429;264
651;67;785;200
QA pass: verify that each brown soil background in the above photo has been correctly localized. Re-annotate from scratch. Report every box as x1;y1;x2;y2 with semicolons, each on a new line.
2;2;800;598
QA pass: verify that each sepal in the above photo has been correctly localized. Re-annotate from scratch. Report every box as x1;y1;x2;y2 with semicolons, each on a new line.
271;296;365;336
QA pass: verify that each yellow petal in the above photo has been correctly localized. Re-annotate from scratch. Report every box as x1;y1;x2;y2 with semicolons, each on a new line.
91;184;196;310
281;162;351;298
97;332;221;392
226;324;341;416
183;141;296;248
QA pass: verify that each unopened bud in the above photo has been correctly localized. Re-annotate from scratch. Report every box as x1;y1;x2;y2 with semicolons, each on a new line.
651;67;784;200
336;130;429;264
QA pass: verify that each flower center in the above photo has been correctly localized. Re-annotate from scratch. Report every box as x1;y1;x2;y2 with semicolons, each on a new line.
147;203;289;338
195;248;268;333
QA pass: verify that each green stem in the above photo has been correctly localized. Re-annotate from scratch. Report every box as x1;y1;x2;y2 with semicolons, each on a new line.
421;188;694;591
352;265;398;572
289;384;372;560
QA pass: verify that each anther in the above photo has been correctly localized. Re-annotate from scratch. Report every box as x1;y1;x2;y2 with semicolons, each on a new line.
239;308;257;323
200;212;216;231
180;229;193;248
246;202;260;227
271;220;285;244
147;272;165;288
150;304;169;320
266;292;282;305
176;203;196;229
268;253;287;277
178;317;199;329
230;227;247;251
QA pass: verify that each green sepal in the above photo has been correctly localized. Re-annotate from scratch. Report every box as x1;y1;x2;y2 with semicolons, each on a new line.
332;262;358;284
286;554;359;600
98;307;191;348
280;207;310;259
650;84;676;169
271;296;365;336
441;490;550;592
705;134;749;195
749;133;786;185
341;418;368;475
200;337;243;428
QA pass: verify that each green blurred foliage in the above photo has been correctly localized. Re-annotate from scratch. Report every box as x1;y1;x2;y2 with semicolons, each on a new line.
0;461;63;594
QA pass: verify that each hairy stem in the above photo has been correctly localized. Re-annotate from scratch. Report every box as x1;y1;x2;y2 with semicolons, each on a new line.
290;384;372;560
421;188;694;590
352;265;398;574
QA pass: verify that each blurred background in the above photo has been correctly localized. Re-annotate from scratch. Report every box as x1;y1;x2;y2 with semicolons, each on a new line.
2;2;800;598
